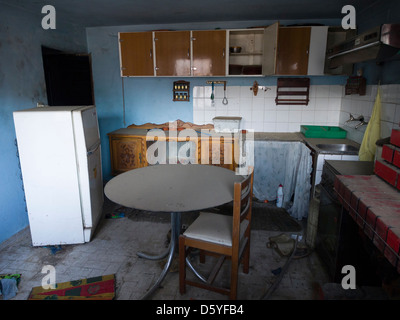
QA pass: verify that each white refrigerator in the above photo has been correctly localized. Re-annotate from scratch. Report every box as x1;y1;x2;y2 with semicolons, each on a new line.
13;105;104;246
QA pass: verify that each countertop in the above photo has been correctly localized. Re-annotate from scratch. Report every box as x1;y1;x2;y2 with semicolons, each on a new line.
108;128;360;155
109;128;304;141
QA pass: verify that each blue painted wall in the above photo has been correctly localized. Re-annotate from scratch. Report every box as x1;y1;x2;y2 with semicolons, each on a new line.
86;19;347;181
0;5;87;244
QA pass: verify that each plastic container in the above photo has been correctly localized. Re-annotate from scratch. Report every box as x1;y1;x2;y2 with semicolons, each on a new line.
277;184;284;208
300;125;347;139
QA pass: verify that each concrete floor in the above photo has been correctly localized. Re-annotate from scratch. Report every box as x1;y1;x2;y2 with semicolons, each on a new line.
0;200;331;300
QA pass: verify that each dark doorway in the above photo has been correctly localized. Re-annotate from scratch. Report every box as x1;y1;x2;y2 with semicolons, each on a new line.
42;46;94;106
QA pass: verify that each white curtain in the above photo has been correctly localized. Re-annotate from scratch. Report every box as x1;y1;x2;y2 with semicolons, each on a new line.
248;141;312;220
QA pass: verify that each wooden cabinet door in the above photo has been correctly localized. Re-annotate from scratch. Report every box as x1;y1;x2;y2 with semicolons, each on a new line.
192;30;226;76
109;136;146;175
200;137;236;171
154;31;191;76
119;32;154;76
276;27;311;75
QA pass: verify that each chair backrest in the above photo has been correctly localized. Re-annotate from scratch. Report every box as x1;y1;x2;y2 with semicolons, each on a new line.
232;166;254;250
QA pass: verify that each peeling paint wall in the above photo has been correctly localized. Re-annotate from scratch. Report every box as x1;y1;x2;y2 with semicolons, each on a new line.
0;4;87;244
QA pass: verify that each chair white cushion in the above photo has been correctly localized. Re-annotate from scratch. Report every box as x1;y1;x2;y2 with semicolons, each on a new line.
183;212;249;246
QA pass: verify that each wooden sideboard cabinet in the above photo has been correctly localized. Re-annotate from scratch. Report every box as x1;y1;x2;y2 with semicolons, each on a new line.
108;125;239;175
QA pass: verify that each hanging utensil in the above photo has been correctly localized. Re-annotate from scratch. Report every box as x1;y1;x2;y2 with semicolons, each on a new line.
211;81;215;105
222;81;228;105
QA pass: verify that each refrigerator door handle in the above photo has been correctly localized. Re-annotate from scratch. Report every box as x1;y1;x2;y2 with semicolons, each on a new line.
87;140;101;156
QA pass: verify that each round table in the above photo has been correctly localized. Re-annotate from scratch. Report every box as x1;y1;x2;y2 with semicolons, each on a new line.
104;164;243;299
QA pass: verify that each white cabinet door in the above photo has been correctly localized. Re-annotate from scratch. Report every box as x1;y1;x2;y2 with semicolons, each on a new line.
262;22;279;75
307;26;329;75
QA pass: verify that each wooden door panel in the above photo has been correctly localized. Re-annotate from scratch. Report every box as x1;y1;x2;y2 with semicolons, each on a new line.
155;31;191;76
110;137;145;174
276;27;311;75
192;30;226;76
119;32;154;76
200;137;235;171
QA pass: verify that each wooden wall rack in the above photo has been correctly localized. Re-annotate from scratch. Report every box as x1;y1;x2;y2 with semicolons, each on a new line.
275;78;310;105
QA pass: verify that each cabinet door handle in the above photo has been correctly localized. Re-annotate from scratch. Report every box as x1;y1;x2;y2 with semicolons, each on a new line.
187;49;190;58
150;49;152;58
222;48;225;58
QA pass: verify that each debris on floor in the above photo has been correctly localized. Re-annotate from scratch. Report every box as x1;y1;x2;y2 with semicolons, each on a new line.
266;233;296;256
105;212;125;219
44;245;63;255
0;274;21;300
28;274;116;300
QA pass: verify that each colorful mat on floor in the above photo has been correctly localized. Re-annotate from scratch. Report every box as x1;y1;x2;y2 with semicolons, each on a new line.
27;274;115;300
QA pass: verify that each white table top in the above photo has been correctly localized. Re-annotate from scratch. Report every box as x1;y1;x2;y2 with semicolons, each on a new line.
104;164;244;212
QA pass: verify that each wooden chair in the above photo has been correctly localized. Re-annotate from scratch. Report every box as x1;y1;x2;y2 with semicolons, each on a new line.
179;167;254;300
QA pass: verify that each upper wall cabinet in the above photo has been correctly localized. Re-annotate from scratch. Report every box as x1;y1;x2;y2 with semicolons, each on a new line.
276;26;312;75
119;32;154;76
118;24;330;77
263;23;329;76
191;30;226;76
154;31;191;76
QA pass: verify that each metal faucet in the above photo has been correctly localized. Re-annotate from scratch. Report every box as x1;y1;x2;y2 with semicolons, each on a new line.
355;117;369;129
345;113;368;129
345;113;364;123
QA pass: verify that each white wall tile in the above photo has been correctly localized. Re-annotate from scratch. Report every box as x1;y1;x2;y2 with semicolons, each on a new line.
264;98;276;110
381;102;396;122
276;110;289;122
264;110;277;123
275;122;289;132
227;86;241;99
252;122;264;132
288;110;302;123
252;107;264;122
263;122;276;132
240;86;253;99
193;86;204;98
328;98;342;111
193;98;205;110
316;85;330;98
192;84;385;134
329;85;343;98
314;110;328;123
302;110;315;123
288;122;301;132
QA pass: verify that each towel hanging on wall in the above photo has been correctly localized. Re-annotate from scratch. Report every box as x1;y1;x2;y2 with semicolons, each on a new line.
358;85;382;161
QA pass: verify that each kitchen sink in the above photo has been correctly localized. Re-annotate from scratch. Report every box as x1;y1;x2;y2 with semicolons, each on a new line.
316;143;359;153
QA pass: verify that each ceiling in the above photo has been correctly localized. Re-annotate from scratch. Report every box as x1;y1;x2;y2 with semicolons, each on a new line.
2;0;380;28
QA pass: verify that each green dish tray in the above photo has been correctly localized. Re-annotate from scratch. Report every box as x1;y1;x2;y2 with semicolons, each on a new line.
300;125;347;139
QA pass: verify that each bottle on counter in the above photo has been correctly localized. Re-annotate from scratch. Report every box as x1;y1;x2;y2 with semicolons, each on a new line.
277;184;284;208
